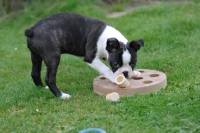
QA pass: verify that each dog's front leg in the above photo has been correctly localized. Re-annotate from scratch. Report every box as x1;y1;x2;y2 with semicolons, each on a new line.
87;58;116;83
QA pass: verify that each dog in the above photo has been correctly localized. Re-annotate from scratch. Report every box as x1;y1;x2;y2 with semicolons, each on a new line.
24;12;144;99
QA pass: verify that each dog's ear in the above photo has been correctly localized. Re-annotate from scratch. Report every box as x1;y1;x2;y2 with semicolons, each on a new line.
128;39;144;51
106;38;120;52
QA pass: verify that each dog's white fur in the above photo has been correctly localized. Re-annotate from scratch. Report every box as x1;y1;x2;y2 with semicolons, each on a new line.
89;25;140;82
60;92;71;99
96;25;128;59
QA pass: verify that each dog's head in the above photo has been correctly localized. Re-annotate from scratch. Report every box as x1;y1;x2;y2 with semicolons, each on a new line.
106;37;144;78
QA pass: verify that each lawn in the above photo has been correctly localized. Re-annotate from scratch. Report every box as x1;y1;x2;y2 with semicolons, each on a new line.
0;0;200;132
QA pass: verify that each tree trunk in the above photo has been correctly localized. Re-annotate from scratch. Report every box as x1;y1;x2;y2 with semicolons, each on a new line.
2;0;12;14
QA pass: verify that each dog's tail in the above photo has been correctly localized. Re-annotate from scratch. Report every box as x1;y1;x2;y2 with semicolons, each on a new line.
24;28;33;37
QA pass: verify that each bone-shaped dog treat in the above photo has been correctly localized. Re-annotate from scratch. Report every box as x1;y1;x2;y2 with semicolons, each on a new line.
106;92;120;101
115;75;130;88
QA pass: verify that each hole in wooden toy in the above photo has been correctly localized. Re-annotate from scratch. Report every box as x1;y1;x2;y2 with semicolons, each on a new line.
100;77;106;79
139;70;144;73
150;74;159;77
143;80;153;84
133;77;143;80
116;75;124;83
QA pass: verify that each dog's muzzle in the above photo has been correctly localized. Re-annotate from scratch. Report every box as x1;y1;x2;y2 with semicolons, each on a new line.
122;71;128;78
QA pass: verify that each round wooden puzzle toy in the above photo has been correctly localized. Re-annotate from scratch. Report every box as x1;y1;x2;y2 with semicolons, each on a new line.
93;69;167;97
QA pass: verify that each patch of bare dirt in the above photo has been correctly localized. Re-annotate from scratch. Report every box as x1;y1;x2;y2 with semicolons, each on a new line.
106;0;189;18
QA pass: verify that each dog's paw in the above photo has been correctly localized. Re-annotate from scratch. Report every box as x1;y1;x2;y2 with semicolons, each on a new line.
107;76;116;83
133;71;141;78
60;92;71;99
103;73;115;83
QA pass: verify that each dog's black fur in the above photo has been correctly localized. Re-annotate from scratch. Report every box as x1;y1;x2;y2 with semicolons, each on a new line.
25;13;108;97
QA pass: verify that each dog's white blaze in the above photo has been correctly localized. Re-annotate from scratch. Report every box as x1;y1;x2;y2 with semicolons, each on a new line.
122;50;131;65
113;50;133;78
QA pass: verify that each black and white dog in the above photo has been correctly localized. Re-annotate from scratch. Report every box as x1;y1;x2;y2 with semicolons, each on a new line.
25;12;144;99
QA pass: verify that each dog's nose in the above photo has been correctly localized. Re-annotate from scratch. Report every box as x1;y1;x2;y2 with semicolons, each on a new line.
122;71;128;78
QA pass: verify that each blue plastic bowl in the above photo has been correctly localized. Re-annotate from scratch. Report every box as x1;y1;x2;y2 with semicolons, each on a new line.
78;128;106;133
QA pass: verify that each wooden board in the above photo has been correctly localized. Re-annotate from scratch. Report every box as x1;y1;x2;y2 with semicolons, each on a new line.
93;69;167;97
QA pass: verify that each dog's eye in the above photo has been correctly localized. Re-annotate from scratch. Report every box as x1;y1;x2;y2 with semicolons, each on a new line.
130;63;136;67
113;62;119;67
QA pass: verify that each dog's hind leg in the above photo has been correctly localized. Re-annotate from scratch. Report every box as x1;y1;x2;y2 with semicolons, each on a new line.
44;53;71;99
31;51;43;87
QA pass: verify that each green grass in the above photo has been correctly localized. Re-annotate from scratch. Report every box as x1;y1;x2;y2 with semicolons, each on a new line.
108;4;126;12
0;0;200;132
